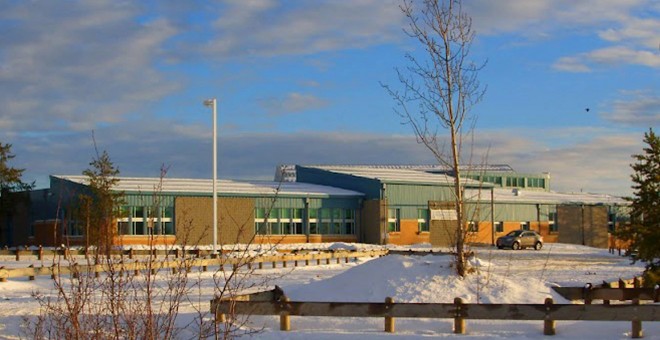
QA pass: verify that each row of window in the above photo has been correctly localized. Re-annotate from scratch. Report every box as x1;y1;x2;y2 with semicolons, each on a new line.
116;206;175;235
467;175;547;189
255;208;356;235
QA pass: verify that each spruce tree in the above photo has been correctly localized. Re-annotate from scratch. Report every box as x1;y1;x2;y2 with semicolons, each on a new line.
626;128;660;284
81;149;124;258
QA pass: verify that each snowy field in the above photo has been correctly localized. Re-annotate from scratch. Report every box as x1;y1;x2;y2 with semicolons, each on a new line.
0;243;657;339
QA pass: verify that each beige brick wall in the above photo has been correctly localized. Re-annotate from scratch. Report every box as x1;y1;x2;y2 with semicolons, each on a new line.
557;205;608;248
175;196;255;246
361;199;386;244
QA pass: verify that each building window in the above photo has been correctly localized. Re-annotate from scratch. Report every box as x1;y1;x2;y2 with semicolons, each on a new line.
309;209;318;234
387;208;400;232
344;209;355;235
417;208;429;232
608;213;616;233
468;221;478;233
494;221;503;233
66;221;83;237
549;212;558;233
521;221;530;231
118;205;175;236
292;208;304;234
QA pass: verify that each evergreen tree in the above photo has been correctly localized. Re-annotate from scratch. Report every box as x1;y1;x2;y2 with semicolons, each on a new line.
0;143;33;210
81;149;124;258
625;128;660;284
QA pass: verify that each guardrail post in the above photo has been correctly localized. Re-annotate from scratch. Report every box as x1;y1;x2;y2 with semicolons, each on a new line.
385;297;395;333
631;298;643;338
543;297;555;335
280;295;290;331
453;297;465;334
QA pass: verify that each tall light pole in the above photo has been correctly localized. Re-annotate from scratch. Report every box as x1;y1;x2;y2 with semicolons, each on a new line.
203;98;218;255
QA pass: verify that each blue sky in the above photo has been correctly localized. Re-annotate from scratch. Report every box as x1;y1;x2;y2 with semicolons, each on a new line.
1;0;658;195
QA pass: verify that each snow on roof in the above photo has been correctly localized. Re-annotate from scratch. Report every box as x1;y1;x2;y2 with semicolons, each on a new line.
305;165;487;187
52;175;364;198
465;187;627;205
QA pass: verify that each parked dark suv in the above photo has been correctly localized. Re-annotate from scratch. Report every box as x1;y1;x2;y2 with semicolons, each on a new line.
496;230;543;250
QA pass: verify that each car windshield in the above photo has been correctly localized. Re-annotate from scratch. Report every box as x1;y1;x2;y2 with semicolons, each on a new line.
506;230;523;237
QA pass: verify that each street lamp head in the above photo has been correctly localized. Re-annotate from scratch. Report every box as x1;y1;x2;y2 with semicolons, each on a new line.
203;98;215;107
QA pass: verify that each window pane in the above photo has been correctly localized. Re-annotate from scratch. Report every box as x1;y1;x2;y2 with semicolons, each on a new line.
345;209;354;219
255;208;265;219
309;222;318;234
293;208;303;219
321;209;331;219
332;208;341;220
281;208;291;219
309;209;317;219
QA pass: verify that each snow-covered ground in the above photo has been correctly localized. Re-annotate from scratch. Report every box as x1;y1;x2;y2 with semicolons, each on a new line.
0;243;657;339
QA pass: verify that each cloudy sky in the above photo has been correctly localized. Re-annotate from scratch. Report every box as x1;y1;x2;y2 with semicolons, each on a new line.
1;0;658;196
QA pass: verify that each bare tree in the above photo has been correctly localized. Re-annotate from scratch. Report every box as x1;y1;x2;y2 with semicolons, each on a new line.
382;0;485;276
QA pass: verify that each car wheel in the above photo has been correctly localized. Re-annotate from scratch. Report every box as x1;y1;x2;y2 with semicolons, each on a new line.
512;242;520;250
534;242;543;250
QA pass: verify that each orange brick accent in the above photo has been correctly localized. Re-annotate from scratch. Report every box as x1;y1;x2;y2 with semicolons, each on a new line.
386;219;429;245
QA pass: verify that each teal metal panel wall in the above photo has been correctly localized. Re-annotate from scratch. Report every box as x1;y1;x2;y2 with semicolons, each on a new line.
385;183;454;220
254;196;360;209
463;202;557;222
123;194;175;207
296;166;382;199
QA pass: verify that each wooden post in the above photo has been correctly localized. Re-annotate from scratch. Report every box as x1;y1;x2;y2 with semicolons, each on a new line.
317;259;321;265
326;258;330;265
38;246;43;261
336;258;341;264
633;277;641;288
202;265;207;272
454;297;465;334
258;262;263;270
272;261;277;269
129;248;134;260
248;262;252;270
15;249;19;262
283;259;287;268
0;267;6;282
294;260;298;267
631;298;643;338
654;285;659;303
280;295;290;331
215;301;226;324
583;283;593;304
384;297;395;333
345;257;349;263
28;265;35;281
543;297;556;335
305;259;309;266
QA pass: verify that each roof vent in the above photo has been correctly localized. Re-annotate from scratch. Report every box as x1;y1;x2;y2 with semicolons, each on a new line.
512;188;522;196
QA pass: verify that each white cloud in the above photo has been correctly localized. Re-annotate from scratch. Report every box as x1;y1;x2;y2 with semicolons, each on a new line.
601;90;660;126
14;119;640;196
259;92;328;116
205;0;403;58
0;1;179;133
552;57;591;73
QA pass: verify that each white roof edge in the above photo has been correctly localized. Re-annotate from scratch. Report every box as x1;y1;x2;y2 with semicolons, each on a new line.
51;175;364;197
